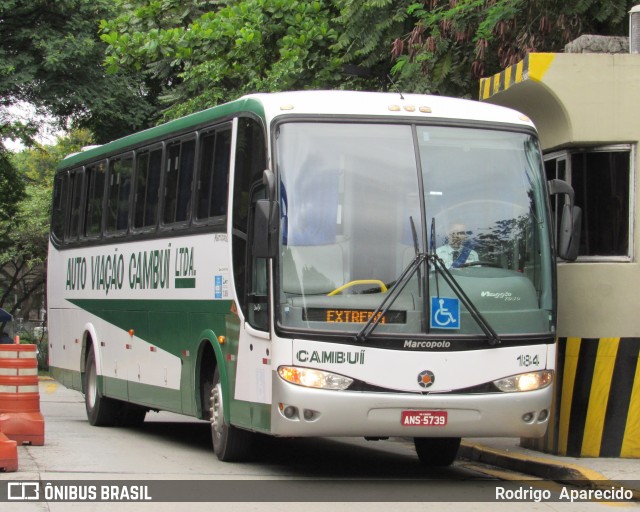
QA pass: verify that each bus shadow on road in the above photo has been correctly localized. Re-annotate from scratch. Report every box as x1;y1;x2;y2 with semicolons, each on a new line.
137;419;461;479
138;418;213;449
251;436;458;479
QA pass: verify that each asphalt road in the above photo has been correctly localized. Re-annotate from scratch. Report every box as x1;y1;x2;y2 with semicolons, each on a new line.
0;379;637;511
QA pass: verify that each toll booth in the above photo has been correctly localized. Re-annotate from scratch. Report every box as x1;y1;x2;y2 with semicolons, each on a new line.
480;34;640;457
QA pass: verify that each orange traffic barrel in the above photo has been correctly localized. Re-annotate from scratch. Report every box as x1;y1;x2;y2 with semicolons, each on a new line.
0;432;18;471
0;345;44;446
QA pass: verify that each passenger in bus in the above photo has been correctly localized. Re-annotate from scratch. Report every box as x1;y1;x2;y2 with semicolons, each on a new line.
436;223;479;268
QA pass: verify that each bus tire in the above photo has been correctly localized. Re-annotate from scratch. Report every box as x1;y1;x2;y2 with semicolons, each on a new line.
414;437;461;467
209;367;252;461
84;345;120;427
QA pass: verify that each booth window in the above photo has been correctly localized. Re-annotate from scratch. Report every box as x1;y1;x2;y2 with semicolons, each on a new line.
545;145;633;259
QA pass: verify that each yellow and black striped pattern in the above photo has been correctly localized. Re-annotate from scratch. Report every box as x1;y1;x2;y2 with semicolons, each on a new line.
479;53;556;101
549;337;640;457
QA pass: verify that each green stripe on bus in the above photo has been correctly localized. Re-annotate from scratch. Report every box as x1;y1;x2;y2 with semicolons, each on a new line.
67;298;234;354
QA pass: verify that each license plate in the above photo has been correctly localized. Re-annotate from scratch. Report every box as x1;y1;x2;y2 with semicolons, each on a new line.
401;410;448;427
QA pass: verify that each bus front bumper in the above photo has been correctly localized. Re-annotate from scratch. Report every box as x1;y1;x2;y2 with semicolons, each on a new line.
270;375;552;438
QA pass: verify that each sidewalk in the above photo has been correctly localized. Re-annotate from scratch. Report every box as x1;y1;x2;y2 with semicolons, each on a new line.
459;438;640;498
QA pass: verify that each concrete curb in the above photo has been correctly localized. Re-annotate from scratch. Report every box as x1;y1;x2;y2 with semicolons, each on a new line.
459;441;640;500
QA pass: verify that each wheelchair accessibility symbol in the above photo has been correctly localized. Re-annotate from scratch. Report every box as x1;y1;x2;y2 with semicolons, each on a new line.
430;297;460;329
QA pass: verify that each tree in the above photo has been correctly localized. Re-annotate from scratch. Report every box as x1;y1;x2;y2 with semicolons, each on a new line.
332;0;415;90
0;130;93;318
0;151;25;222
100;0;345;120
0;0;159;145
388;0;635;98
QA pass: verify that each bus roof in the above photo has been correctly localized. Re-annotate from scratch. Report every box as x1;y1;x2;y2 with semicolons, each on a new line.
249;90;534;127
59;90;534;170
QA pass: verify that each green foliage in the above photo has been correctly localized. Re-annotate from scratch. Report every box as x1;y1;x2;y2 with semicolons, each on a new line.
333;0;414;89
0;130;92;316
0;0;159;145
0;153;25;222
389;0;636;98
2;0;635;141
11;129;95;185
100;0;345;119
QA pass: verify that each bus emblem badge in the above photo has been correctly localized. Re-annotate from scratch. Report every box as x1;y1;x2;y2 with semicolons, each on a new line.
417;370;435;388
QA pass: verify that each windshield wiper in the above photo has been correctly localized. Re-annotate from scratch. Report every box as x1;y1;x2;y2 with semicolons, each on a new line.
429;217;501;346
429;253;501;346
356;218;501;346
355;251;501;345
356;216;425;342
355;251;426;342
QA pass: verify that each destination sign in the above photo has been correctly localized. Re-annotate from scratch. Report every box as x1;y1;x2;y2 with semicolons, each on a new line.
303;308;406;324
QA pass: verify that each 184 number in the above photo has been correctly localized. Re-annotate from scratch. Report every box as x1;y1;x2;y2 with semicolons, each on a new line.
517;354;540;367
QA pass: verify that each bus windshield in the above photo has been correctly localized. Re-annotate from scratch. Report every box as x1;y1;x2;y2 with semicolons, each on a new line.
276;121;553;340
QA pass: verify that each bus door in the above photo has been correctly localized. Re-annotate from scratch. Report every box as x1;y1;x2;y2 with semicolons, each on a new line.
230;117;272;430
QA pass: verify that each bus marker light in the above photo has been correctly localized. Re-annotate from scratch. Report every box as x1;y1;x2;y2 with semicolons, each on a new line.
217;336;226;345
419;106;433;113
388;105;401;111
149;346;156;352
280;104;294;111
128;329;135;337
404;105;416;112
181;350;190;357
125;344;132;350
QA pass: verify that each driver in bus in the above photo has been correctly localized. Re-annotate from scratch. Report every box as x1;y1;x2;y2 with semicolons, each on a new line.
436;222;479;268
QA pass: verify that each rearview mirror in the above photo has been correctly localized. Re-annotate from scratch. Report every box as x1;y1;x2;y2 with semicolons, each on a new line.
558;203;581;261
252;199;279;259
548;179;581;261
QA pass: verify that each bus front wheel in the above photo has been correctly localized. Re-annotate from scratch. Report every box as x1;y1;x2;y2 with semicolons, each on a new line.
414;437;461;467
84;345;119;427
209;367;253;461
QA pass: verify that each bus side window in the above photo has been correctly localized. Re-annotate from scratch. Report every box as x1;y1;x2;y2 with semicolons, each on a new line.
232;117;268;331
106;155;133;234
84;161;106;238
134;147;162;230
196;126;231;222
66;168;84;242
51;173;68;243
163;138;195;225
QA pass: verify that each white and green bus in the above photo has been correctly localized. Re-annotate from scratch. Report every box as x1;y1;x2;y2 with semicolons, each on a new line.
47;91;579;465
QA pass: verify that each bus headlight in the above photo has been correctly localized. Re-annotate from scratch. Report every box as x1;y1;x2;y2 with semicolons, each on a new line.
493;370;553;392
278;366;353;390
